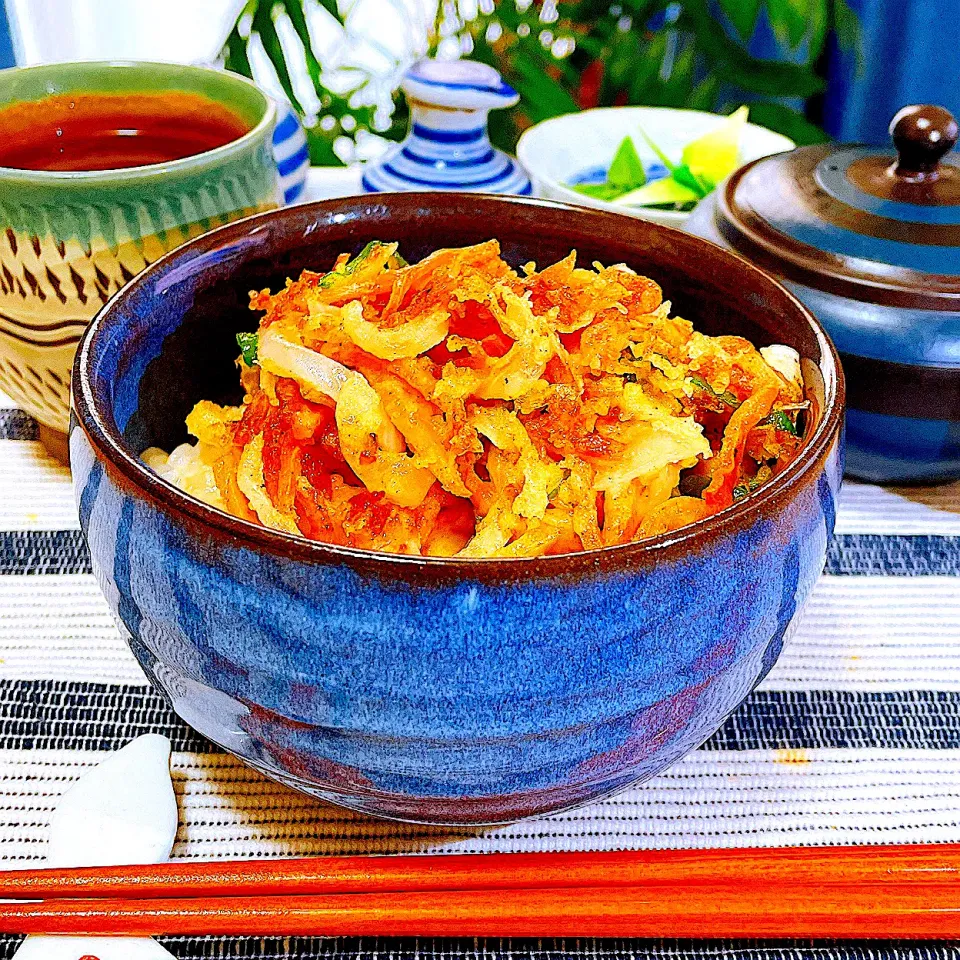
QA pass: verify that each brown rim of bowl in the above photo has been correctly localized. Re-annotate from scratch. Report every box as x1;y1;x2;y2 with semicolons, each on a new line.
73;194;845;585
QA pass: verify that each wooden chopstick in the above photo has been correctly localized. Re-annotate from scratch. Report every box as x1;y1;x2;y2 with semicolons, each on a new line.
1;845;959;902
2;846;959;938
2;883;960;938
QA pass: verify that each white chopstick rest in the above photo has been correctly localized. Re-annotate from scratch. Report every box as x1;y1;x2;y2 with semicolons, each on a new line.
46;734;178;868
13;937;176;959
13;734;178;959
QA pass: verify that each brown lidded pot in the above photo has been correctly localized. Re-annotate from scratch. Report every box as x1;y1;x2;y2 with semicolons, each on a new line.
687;104;960;484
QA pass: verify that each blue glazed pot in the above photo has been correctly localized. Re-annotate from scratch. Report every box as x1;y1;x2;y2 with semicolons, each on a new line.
687;104;960;484
71;194;843;824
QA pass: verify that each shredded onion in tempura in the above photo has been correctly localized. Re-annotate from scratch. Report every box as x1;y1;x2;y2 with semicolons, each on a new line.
144;241;807;558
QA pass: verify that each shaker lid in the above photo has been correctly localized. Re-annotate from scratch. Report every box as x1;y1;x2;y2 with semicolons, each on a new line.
402;59;519;112
715;104;960;310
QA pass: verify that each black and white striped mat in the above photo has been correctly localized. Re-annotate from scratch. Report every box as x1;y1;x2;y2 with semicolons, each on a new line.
3;390;960;957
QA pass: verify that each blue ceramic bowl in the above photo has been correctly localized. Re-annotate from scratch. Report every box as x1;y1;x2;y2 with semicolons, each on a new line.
71;194;844;824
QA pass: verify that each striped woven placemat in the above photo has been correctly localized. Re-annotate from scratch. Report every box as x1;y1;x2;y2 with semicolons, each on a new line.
2;389;960;957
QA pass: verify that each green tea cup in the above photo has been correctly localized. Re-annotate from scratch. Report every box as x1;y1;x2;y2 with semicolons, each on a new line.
0;61;280;456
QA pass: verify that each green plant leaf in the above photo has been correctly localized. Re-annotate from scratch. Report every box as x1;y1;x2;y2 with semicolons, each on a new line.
658;41;696;107
617;0;664;19
765;0;815;48
485;106;520;154
223;24;253;77
719;0;762;40
607;136;646;190
680;0;826;96
378;89;408;142
599;29;642;104
510;54;580;121
279;0;325;99
571;33;606;59
224;0;850;171
252;1;304;114
487;1;524;30
713;45;825;97
222;0;378;166
747;101;830;144
686;73;721;111
627;30;668;102
833;0;863;65
305;125;345;166
311;0;342;22
805;0;830;61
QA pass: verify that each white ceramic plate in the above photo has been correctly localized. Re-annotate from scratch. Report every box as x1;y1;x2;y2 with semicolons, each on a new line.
516;106;795;228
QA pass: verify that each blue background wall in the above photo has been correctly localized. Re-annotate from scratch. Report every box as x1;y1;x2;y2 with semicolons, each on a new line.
823;0;960;144
0;5;13;69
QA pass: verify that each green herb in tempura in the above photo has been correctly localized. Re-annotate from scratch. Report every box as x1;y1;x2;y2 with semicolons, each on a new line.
237;332;259;366
761;409;800;436
686;375;741;410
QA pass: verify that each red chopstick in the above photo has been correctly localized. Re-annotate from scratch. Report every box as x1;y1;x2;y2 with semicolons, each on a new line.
1;846;959;938
1;845;957;901
1;884;959;938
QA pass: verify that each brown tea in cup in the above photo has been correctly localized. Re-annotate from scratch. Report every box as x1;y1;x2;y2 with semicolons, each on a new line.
0;62;280;462
0;91;252;172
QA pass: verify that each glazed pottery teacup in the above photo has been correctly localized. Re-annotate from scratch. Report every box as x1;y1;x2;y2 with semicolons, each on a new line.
0;60;279;457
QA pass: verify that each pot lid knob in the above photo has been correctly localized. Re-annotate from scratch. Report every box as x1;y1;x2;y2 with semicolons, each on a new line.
890;104;959;180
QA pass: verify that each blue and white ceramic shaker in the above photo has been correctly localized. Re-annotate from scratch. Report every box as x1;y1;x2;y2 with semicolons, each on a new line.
362;59;531;195
272;101;310;204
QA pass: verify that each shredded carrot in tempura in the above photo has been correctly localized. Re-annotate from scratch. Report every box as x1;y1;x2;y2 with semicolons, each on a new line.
143;241;807;558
